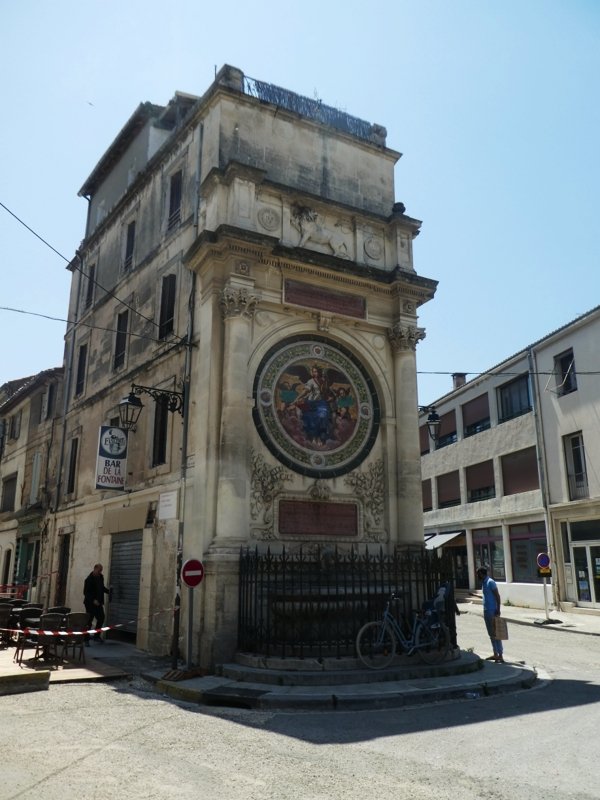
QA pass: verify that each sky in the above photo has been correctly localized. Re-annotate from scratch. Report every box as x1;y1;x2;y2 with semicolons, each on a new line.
1;1;599;404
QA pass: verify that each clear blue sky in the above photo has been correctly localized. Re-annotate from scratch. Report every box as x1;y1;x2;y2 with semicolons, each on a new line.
1;1;599;403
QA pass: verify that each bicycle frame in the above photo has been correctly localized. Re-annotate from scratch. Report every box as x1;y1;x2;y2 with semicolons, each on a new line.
355;593;450;668
380;602;425;656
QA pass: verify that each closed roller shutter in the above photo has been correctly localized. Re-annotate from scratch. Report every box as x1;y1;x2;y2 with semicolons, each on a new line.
109;531;142;634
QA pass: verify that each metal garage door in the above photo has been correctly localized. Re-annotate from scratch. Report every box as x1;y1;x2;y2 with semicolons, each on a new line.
109;531;143;634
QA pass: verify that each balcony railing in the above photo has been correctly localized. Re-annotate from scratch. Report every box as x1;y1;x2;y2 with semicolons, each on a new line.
242;75;385;144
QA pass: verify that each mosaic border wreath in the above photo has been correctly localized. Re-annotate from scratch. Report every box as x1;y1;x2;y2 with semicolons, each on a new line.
252;335;380;478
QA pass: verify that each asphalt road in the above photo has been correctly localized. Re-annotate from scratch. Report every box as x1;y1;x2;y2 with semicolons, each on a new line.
2;609;599;800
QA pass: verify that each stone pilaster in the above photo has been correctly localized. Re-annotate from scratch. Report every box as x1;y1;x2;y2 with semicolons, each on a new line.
388;322;426;545
210;279;258;551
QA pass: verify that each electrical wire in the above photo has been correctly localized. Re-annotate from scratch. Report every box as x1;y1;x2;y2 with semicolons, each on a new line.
0;306;167;345
0;200;188;346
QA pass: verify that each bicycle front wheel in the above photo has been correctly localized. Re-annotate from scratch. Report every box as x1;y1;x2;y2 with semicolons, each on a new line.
356;621;396;669
415;620;450;664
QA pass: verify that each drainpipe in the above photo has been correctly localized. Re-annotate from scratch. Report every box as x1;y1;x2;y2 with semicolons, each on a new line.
528;346;561;609
170;120;203;669
54;249;84;510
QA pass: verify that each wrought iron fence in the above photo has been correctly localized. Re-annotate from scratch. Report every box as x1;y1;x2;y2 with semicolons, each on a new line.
242;76;380;143
238;545;454;659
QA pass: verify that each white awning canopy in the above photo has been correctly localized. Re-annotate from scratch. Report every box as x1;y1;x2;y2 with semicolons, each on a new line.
425;531;464;550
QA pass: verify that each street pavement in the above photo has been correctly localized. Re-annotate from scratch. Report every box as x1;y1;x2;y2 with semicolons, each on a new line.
2;600;598;708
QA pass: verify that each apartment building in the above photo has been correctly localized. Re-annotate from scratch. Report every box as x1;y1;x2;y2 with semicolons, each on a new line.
421;305;600;610
0;369;64;598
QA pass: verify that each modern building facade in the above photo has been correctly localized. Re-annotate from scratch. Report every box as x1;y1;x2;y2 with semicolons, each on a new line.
34;66;436;666
421;305;600;611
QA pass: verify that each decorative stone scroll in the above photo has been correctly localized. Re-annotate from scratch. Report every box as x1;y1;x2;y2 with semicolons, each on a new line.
252;336;380;479
344;458;385;528
249;449;292;538
387;323;425;353
220;286;258;319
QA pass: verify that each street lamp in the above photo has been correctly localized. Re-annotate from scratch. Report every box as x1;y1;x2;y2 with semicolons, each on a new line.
419;405;441;445
118;383;185;432
118;381;186;670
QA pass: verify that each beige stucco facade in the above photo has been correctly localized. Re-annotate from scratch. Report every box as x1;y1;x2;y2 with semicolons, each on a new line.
4;66;438;667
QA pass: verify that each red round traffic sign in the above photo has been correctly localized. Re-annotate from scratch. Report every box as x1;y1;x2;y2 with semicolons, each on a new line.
181;558;204;588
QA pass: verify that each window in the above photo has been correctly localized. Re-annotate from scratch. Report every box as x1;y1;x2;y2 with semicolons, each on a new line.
9;411;21;440
422;479;432;512
167;170;182;231
473;527;505;580
501;447;539;495
29;451;42;506
2;547;12;586
564;432;588;499
74;343;88;396
462;393;490;437
509;521;547;583
113;310;129;370
419;424;431;455
40;382;55;421
466;460;495;502
436;471;461;508
1;474;17;513
435;410;457;449
123;221;136;271
498;374;531;422
158;274;176;339
554;349;577;396
84;264;96;309
66;438;79;495
152;396;169;466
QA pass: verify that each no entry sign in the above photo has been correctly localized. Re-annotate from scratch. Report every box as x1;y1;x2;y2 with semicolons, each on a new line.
181;558;204;588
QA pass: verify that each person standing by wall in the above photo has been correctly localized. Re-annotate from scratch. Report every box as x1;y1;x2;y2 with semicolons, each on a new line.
476;566;504;662
84;563;109;645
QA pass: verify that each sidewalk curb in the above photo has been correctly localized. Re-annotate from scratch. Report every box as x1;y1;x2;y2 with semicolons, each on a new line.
463;607;600;637
0;669;50;696
151;661;539;711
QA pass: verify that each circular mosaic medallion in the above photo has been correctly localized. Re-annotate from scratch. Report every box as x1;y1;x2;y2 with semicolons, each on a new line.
252;336;380;478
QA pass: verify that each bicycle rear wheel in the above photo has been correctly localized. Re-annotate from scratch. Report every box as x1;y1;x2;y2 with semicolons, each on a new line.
415;620;450;664
356;621;396;669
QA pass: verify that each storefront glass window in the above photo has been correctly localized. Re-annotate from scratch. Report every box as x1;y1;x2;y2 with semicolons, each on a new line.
473;527;505;581
509;521;547;583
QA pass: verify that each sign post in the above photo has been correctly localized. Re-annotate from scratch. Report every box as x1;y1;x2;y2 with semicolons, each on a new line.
536;552;553;624
181;558;204;669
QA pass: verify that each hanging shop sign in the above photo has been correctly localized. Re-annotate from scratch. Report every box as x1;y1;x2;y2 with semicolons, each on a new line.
95;426;128;491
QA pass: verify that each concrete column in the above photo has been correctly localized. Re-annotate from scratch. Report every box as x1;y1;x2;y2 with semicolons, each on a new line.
210;279;257;550
387;322;426;545
465;528;476;590
501;523;512;583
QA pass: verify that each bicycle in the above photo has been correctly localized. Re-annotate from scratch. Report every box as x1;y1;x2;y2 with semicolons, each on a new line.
356;593;450;669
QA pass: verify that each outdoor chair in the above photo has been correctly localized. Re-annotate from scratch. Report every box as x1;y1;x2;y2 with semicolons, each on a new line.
61;612;88;663
34;613;65;662
0;606;11;647
47;606;71;616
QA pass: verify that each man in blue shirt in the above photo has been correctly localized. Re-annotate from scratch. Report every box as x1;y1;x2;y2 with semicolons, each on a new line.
476;566;504;663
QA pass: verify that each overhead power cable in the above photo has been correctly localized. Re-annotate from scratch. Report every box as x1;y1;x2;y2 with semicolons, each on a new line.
0;306;167;345
0;200;187;346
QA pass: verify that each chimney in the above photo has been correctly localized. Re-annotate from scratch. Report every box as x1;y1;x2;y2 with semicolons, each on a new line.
452;373;466;390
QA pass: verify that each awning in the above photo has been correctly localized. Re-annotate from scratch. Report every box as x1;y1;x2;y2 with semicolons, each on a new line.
425;530;464;550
